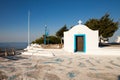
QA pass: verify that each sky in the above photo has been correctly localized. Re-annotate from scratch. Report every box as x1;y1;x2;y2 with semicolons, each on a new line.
0;0;120;42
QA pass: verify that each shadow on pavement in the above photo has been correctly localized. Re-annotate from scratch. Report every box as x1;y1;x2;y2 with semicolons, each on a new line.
2;55;28;60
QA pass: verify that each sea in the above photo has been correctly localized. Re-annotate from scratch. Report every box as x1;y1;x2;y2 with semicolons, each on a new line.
0;42;28;51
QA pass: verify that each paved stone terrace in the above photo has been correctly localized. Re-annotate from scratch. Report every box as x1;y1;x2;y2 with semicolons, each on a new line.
0;53;120;80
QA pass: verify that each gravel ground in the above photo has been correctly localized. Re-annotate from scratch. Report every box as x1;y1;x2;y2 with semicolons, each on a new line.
0;51;120;80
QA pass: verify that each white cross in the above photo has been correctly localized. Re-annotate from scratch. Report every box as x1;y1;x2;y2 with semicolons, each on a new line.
78;20;82;25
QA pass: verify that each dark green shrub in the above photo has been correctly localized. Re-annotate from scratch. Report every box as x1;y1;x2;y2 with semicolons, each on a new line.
48;36;61;44
32;36;61;44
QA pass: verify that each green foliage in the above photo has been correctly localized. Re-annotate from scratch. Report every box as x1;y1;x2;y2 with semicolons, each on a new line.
85;19;99;30
33;37;44;44
85;13;119;42
99;14;118;38
56;25;68;38
32;24;68;44
48;36;61;44
32;36;61;44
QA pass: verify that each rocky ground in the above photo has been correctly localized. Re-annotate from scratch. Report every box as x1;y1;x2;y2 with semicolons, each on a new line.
0;52;120;80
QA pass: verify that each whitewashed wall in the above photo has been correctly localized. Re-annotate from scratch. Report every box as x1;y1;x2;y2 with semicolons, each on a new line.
64;24;99;53
116;36;120;43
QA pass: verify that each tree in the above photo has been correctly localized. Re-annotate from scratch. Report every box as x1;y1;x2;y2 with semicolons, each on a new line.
32;36;61;44
85;19;99;30
32;37;44;44
85;13;119;43
56;25;68;38
99;14;118;38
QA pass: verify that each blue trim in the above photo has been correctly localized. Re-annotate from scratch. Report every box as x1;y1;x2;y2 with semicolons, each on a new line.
74;34;86;53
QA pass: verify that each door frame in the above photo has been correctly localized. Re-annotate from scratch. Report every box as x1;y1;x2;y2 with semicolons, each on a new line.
74;34;86;53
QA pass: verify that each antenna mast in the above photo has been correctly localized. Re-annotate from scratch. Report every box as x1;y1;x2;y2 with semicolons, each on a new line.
28;10;30;46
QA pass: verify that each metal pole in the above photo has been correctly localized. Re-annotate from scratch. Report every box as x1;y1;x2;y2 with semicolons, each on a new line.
28;11;30;47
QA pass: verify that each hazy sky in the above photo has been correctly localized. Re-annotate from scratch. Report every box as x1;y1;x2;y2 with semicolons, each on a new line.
0;0;120;42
